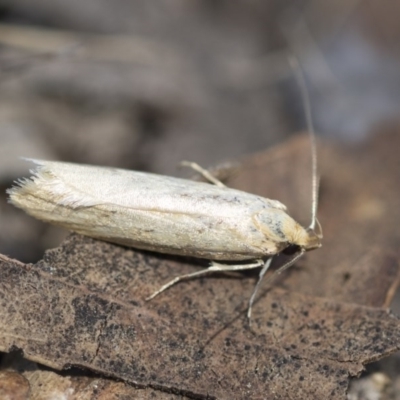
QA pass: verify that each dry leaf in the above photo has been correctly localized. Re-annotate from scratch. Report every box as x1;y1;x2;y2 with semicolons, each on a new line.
0;370;30;400
1;132;399;399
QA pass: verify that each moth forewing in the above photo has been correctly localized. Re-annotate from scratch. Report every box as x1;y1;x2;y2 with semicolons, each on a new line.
8;159;306;261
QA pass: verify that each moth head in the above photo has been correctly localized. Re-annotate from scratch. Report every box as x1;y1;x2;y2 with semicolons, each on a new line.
291;218;322;251
254;209;322;253
303;227;322;251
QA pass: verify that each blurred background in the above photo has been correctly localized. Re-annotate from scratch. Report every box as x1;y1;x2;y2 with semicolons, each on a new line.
0;0;399;261
1;1;400;395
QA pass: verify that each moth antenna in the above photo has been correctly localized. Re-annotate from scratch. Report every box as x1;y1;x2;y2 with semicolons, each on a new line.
288;55;319;231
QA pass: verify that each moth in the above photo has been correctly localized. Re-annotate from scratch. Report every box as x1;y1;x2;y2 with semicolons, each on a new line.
7;67;322;321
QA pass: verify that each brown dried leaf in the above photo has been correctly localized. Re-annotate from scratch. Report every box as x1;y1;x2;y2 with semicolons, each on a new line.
1;132;400;399
23;370;178;400
1;350;178;400
0;370;30;400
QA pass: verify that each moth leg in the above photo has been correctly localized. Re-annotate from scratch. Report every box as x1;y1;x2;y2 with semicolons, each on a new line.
247;251;306;322
247;258;273;322
180;161;226;187
209;259;264;271
146;259;264;301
